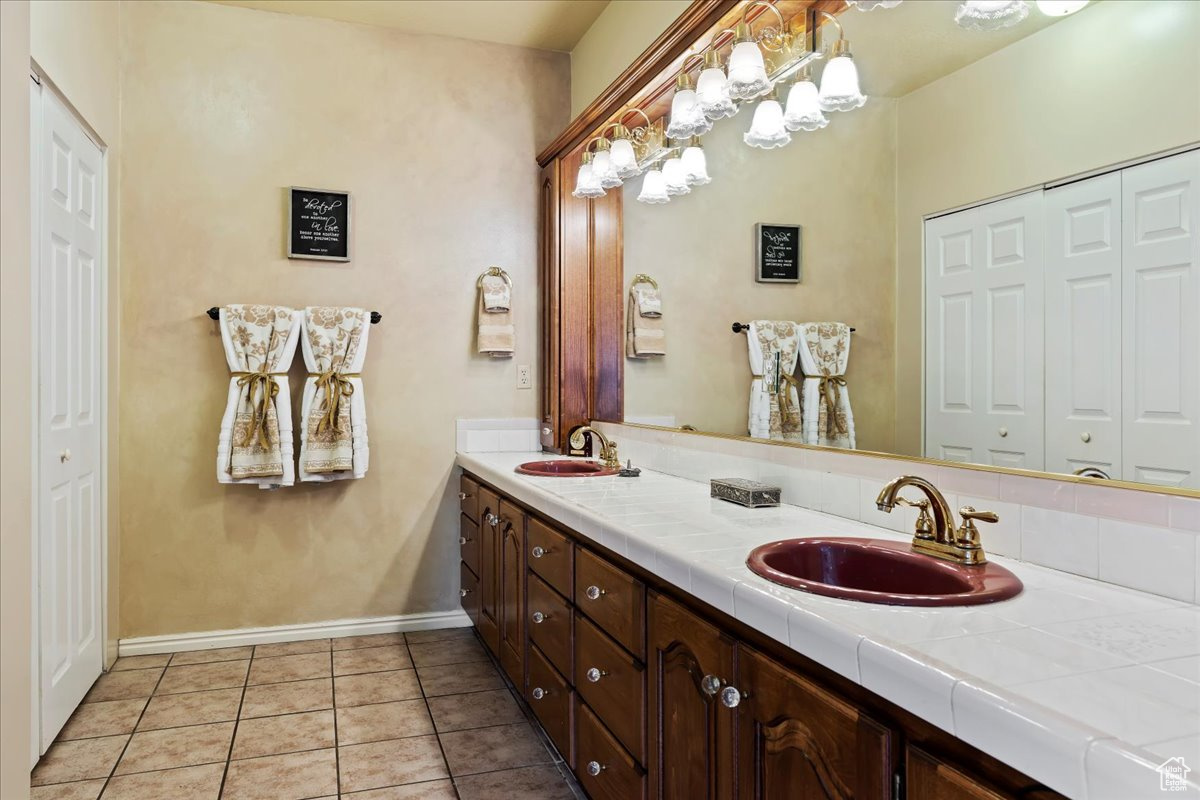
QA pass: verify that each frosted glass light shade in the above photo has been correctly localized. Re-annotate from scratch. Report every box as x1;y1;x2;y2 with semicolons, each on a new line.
680;145;711;186
571;161;604;199
697;66;738;120
610;138;640;178
726;41;772;101
744;98;791;149
591;149;622;189
955;0;1029;30
637;169;670;204
1035;0;1087;15
818;55;867;112
783;79;828;132
662;157;691;196
666;88;711;139
847;0;903;8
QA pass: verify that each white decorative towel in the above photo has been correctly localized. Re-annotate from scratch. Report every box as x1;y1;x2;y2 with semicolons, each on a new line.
632;283;662;317
216;305;303;489
481;273;511;312
746;321;802;441
477;287;514;358
626;284;666;358
299;307;370;482
797;322;855;449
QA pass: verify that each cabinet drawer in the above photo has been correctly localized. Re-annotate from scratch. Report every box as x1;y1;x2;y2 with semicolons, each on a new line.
460;561;480;625
459;474;479;521
575;548;646;660
528;516;573;598
528;573;572;678
576;699;645;800
459;515;480;577
574;614;645;763
527;644;573;767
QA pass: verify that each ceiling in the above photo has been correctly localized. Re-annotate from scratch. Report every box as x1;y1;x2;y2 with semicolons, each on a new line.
204;0;611;52
841;0;1065;97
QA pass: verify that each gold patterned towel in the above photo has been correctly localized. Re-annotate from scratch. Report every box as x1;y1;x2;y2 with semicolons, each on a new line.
217;305;303;485
626;286;666;358
797;321;855;449
299;307;371;480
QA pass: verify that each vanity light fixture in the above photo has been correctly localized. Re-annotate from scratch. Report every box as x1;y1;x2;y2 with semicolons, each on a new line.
1035;0;1087;15
955;0;1029;30
696;48;738;121
605;108;660;179
680;137;711;186
666;56;713;139
744;86;791;149
816;12;867;112
637;168;671;204
783;66;828;132
571;151;605;199
726;1;793;101
661;155;691;196
590;139;622;190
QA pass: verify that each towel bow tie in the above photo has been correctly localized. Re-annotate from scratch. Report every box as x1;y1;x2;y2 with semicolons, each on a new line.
311;369;361;434
232;367;288;448
817;373;849;436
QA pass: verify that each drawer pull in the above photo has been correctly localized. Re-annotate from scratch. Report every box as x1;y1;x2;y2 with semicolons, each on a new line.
459;536;471;545
586;760;606;777
701;674;721;696
531;545;547;559
484;512;499;526
585;585;606;601
720;686;743;708
531;611;547;624
459;588;471;597
585;667;608;683
458;491;471;500
531;687;548;700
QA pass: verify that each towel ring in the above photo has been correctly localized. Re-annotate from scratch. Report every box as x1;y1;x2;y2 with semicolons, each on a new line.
631;273;658;290
477;266;512;288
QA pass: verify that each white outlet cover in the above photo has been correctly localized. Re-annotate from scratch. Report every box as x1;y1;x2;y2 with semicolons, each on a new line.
516;365;532;389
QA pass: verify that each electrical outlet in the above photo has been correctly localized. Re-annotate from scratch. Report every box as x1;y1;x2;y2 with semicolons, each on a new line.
516;364;532;389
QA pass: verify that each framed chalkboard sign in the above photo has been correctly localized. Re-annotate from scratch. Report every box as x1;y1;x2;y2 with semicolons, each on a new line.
755;223;802;283
288;187;351;262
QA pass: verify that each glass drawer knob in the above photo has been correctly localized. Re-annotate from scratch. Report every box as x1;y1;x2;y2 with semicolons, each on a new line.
531;687;546;700
531;611;546;624
457;491;470;500
459;588;470;597
720;686;742;708
531;546;546;558
585;585;605;601
459;536;470;545
586;761;605;777
701;674;721;696
586;667;607;683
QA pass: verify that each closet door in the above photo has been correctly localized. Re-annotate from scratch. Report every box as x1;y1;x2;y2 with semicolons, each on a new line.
1121;150;1200;489
1044;173;1122;477
925;191;1045;469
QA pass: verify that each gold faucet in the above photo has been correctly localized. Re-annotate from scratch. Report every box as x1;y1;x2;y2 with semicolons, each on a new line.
875;476;997;566
568;426;621;470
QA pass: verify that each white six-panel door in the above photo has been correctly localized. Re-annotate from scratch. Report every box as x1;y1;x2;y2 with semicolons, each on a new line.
925;191;1045;470
1121;151;1200;489
1044;173;1123;477
35;83;105;750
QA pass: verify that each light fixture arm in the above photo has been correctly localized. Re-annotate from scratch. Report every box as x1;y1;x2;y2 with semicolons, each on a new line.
814;10;850;56
739;1;790;51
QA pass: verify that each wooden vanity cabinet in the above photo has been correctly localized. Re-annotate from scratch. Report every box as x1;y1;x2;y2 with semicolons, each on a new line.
498;500;527;686
475;486;501;656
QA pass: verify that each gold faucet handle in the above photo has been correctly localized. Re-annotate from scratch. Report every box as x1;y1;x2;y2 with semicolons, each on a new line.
603;441;620;469
896;496;934;541
958;506;998;547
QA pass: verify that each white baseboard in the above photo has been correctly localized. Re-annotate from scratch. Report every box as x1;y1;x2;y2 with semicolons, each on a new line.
118;610;472;657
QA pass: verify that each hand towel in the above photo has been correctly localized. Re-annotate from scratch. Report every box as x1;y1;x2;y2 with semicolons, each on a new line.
481;273;511;312
797;321;855;449
216;305;303;489
626;285;666;358
632;282;662;317
477;288;514;358
746;321;802;441
299;307;370;481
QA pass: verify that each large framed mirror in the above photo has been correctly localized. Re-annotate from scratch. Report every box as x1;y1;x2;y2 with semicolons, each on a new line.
554;0;1199;494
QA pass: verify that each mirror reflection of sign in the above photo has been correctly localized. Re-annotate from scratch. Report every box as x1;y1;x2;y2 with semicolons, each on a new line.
763;230;792;266
756;223;801;283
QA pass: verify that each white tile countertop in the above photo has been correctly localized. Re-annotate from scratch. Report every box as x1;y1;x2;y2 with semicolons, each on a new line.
457;451;1200;800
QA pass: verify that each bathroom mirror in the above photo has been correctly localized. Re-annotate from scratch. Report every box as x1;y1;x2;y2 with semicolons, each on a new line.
616;0;1200;491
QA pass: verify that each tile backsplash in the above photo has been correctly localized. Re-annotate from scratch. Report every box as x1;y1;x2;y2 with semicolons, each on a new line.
594;422;1200;605
456;418;541;454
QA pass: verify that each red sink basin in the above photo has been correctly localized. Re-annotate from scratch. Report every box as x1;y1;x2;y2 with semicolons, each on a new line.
515;460;619;477
747;537;1023;607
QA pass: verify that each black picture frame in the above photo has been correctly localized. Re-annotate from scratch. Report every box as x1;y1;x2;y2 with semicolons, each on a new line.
287;187;352;262
755;222;802;283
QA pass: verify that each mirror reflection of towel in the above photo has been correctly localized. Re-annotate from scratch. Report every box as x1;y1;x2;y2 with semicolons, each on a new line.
632;283;662;317
797;322;855;449
481;274;510;312
627;286;665;358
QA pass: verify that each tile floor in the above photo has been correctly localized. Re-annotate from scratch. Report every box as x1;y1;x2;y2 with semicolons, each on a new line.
32;627;584;800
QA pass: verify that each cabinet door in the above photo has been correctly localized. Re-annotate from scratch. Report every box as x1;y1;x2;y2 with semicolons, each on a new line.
1044;173;1123;478
476;487;501;655
735;645;893;800
648;593;736;800
539;160;561;451
1121;150;1200;489
498;499;527;685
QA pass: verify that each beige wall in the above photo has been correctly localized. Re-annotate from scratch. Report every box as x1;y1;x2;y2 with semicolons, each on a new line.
894;0;1200;456
623;100;898;452
1;2;33;792
118;1;568;638
569;0;690;117
30;0;123;666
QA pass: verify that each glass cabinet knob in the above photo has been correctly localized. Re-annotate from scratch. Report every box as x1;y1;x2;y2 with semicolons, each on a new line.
531;546;546;559
459;588;470;597
458;536;470;545
701;674;721;696
586;667;608;683
531;687;546;700
531;611;546;624
586;761;605;777
720;686;743;708
585;585;605;601
457;491;470;500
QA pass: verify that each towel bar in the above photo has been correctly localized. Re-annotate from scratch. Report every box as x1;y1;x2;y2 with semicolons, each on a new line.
732;322;854;334
206;307;381;324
